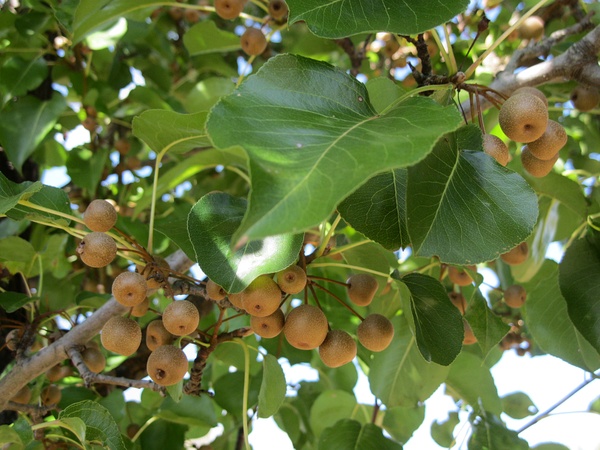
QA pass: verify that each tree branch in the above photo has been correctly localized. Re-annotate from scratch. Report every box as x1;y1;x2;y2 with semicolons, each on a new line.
462;21;599;118
0;250;193;411
66;346;165;393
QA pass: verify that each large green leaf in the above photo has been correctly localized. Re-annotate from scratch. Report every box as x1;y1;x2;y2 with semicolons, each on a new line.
287;0;469;38
524;261;600;371
183;21;241;56
559;235;600;355
132;110;211;155
58;400;126;450
207;54;462;243
369;316;449;408
72;0;156;43
187;192;304;293
407;126;538;264
318;419;403;450
0;93;66;173
401;273;463;365
258;354;287;418
446;351;502;415
338;169;409;250
464;289;510;359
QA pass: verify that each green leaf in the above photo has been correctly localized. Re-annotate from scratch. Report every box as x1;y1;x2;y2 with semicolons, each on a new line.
559;235;600;355
464;289;510;359
156;395;218;427
132;110;211;155
207;54;463;243
0;291;35;313
72;0;156;43
134;146;246;215
55;417;87;444
6;183;72;226
526;261;600;370
0;172;43;214
212;371;262;417
511;197;559;283
369;316;450;408
180;78;236;113
0;93;66;173
430;412;460;448
287;0;469;38
502;392;538;419
139;420;186;450
446;351;502;415
0;425;23;448
309;390;358;438
187;192;304;293
153;202;196;260
366;77;407;114
338;169;409;250
406;125;538;264
401;273;463;365
0;237;37;277
166;380;183;403
66;147;109;193
382;405;425;444
59;400;127;450
468;409;529;450
0;56;48;101
183;21;241;56
525;170;587;219
317;419;403;450
258;355;287;418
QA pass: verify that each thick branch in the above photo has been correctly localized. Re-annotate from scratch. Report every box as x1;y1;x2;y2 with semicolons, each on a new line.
462;22;600;118
0;250;192;411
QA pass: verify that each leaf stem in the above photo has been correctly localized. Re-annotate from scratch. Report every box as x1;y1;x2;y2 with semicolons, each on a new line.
315;214;342;258
235;338;252;450
309;262;390;279
17;200;85;225
326;239;371;257
147;135;205;252
311;281;364;321
379;84;453;115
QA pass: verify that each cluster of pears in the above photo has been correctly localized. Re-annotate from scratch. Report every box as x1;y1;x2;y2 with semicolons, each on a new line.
446;241;529;345
102;276;196;386
483;87;567;178
207;268;395;369
214;0;288;56
76;199;192;387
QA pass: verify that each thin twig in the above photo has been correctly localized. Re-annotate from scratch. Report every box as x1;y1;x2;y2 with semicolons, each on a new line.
67;346;165;393
517;375;598;433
